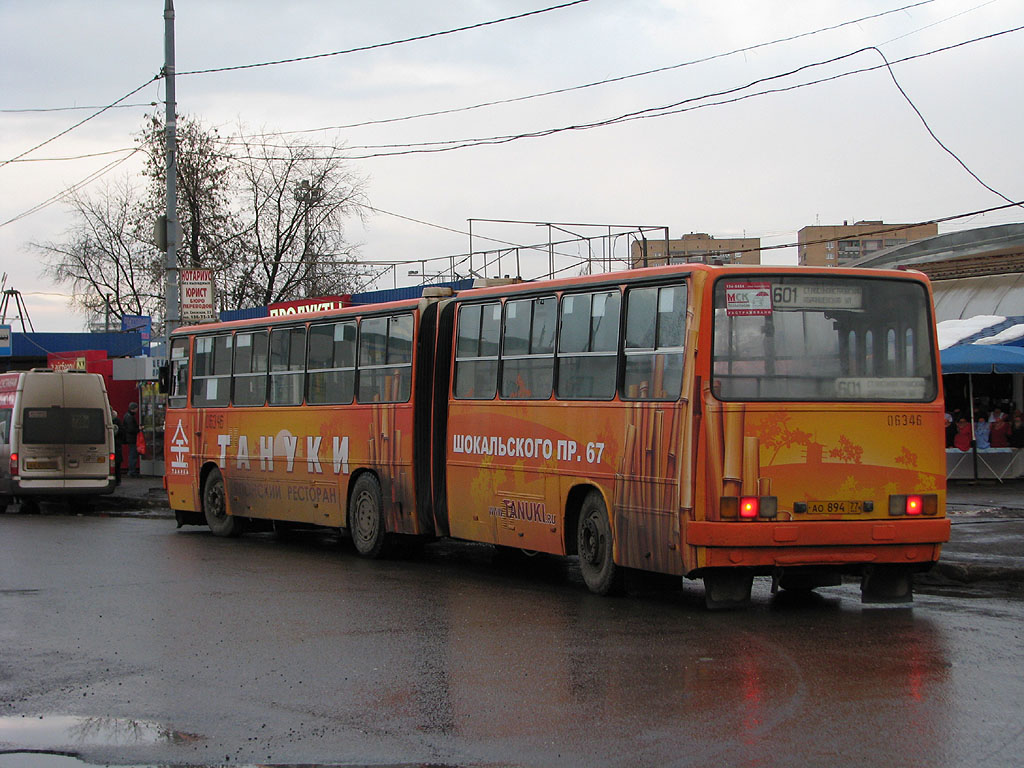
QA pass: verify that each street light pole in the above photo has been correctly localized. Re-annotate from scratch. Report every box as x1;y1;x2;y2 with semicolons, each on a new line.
294;179;323;296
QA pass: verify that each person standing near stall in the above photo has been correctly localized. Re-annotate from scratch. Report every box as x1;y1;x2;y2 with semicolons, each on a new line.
123;402;140;477
111;409;124;484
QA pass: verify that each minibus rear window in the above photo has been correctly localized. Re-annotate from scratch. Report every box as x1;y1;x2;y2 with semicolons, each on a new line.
23;408;106;445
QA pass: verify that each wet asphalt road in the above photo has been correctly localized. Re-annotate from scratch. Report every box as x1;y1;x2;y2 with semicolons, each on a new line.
1;514;1023;768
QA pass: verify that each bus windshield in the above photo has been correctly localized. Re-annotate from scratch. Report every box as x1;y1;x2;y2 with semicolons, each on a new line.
712;275;937;402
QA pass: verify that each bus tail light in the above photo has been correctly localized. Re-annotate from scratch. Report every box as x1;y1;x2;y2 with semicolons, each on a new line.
10;452;19;478
740;497;759;519
720;496;778;520
889;494;938;516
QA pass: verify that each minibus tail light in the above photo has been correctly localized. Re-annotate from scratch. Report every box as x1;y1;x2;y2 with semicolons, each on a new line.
10;452;19;478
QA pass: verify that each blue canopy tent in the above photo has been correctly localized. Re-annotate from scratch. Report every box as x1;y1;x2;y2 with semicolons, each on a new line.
939;343;1024;481
940;343;1024;374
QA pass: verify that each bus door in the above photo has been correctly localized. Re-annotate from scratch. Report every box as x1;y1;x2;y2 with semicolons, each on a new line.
164;335;204;511
446;301;502;545
612;282;690;575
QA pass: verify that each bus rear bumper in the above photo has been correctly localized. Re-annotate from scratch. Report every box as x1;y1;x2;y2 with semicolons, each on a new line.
685;518;951;570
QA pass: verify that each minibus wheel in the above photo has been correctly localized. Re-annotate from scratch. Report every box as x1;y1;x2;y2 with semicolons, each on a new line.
576;490;623;596
350;473;387;558
203;468;241;537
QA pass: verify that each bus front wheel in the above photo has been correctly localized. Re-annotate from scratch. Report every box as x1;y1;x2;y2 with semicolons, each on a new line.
350;474;387;558
576;491;623;596
203;468;241;537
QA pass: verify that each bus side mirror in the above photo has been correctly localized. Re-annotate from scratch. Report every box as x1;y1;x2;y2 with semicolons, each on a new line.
157;364;170;394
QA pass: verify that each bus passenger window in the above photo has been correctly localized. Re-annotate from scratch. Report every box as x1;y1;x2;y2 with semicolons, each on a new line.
169;338;190;409
557;290;620;400
501;296;555;399
192;334;231;407
454;303;499;400
623;284;686;400
307;322;356;404
233;331;269;406
269;327;306;406
357;314;413;403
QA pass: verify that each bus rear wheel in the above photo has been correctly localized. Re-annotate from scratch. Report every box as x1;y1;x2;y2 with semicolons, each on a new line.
349;474;387;558
203;468;241;537
576;491;623;595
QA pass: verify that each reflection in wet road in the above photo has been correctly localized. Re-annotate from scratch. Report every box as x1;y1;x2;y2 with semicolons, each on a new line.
0;515;1022;767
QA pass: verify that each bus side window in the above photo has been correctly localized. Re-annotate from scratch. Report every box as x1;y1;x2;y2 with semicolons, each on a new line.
192;334;231;407
557;290;620;400
233;330;269;406
169;337;189;408
454;303;500;400
0;408;10;444
269;327;306;406
357;314;414;403
623;284;686;400
307;321;356;404
501;296;555;400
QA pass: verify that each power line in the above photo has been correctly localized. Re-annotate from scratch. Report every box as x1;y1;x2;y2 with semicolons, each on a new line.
315;24;1024;160
0;149;142;228
177;0;594;77
0;102;156;114
5;148;137;164
869;45;1020;208
228;0;936;141
0;77;158;169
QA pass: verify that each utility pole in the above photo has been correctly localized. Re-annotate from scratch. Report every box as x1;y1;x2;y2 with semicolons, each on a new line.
163;0;180;350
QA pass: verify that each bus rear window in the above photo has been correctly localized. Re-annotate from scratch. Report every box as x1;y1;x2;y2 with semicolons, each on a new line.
712;277;937;402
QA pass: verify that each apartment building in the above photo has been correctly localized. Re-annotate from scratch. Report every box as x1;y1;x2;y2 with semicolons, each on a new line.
798;220;938;267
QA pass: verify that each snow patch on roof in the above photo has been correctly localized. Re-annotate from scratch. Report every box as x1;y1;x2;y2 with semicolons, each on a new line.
937;316;1005;349
975;323;1024;345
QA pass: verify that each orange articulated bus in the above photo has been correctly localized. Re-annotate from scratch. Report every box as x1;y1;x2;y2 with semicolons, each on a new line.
165;265;950;607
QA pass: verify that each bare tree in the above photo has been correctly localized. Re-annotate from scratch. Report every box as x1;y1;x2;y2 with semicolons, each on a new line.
229;130;372;309
36;115;373;329
35;178;163;327
137;113;244;275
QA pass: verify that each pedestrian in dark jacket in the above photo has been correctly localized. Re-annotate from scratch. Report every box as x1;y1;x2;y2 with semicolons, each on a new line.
111;409;124;484
123;402;140;477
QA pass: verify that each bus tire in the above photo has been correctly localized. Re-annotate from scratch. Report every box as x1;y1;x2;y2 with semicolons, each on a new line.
203;468;241;537
350;473;387;559
576;491;623;596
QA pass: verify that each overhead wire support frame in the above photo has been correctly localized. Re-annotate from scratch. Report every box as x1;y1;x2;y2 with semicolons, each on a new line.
467;219;669;279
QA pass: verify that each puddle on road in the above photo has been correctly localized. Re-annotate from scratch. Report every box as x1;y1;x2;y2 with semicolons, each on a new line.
0;717;467;768
0;715;198;749
0;755;104;768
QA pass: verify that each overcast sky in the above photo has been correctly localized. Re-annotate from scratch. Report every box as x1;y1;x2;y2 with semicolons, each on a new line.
1;0;1022;332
